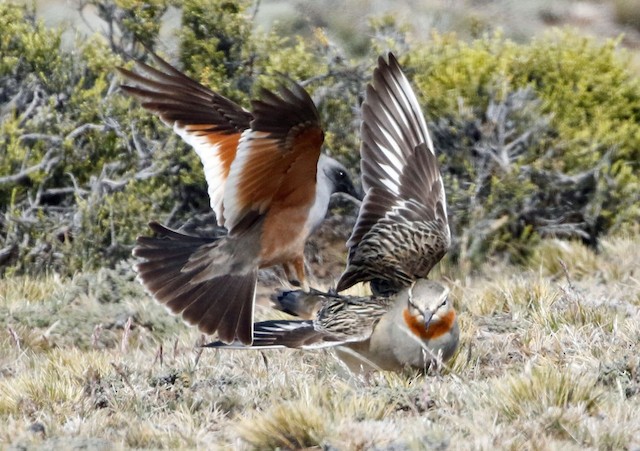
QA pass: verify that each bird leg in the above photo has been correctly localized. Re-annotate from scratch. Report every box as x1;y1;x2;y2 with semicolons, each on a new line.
282;256;309;291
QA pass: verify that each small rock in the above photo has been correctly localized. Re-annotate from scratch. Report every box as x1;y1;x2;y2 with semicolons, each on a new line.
28;422;46;437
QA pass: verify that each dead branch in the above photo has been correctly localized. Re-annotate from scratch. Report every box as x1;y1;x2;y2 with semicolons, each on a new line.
18;85;43;127
18;133;63;145
0;149;60;185
67;123;108;140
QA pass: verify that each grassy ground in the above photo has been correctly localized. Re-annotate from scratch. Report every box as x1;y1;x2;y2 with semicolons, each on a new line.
1;234;639;449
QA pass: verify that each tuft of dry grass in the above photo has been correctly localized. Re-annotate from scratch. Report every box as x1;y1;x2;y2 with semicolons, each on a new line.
0;274;65;306
0;235;639;449
236;397;326;449
494;363;602;421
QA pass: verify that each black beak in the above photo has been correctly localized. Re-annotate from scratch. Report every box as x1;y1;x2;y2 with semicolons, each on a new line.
338;178;362;201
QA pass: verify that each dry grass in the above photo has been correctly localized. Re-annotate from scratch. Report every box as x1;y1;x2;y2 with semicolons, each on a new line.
1;235;639;449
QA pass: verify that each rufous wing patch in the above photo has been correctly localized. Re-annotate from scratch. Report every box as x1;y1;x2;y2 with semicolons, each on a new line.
272;126;323;206
224;124;323;235
178;126;243;225
257;126;323;262
220;78;323;236
237;140;286;209
204;132;240;181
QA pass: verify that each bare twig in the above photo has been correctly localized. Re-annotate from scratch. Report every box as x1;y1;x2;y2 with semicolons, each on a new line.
111;362;135;392
18;85;42;127
153;343;164;367
18;133;63;145
76;0;98;34
558;259;574;292
0;149;60;185
193;334;206;369
7;327;21;351
67;123;108;140
120;316;132;353
92;323;103;348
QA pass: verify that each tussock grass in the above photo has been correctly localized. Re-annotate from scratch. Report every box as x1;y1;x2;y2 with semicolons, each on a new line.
0;348;112;416
494;363;601;420
0;235;639;449
532;236;640;286
531;239;600;279
0;274;65;306
236;397;326;449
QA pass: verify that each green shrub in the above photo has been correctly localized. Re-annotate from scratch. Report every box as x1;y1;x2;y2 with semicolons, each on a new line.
178;0;254;100
0;3;175;274
406;30;640;263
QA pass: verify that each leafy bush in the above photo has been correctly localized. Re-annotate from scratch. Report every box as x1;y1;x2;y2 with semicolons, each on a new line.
407;30;640;263
0;3;175;274
0;1;639;277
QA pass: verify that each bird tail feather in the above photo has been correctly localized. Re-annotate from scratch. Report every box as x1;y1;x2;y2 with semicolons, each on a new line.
133;221;257;344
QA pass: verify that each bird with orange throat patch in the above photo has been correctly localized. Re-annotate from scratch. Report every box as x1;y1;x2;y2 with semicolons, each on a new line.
119;52;359;345
207;53;459;374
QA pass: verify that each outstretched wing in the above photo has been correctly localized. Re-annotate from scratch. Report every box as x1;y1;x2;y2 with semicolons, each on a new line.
204;319;336;350
337;53;450;294
204;293;392;349
133;222;258;345
118;52;252;226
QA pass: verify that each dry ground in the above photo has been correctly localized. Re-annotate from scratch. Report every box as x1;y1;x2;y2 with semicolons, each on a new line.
0;234;639;449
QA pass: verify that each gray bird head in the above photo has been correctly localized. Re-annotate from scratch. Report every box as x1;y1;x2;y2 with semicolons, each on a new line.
405;279;452;329
318;154;361;200
307;155;361;234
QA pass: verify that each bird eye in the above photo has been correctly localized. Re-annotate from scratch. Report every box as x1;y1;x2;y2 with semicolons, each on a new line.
440;299;448;308
338;170;346;178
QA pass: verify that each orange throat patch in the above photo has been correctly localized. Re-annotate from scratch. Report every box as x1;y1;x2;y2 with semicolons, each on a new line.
403;308;456;340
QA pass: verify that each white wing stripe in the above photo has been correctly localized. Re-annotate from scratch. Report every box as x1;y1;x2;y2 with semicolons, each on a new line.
377;127;405;164
390;68;428;141
380;103;407;149
222;130;270;232
380;177;400;195
172;125;229;225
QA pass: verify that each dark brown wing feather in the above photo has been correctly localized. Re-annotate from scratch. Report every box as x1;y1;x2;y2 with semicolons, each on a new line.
118;51;252;132
337;53;450;294
118;52;252;226
133;222;257;345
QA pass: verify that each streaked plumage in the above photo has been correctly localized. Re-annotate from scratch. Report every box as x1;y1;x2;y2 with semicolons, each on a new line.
206;54;459;373
208;279;458;373
336;53;450;295
120;53;358;345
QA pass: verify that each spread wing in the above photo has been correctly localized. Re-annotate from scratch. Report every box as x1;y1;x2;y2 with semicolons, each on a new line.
204;294;392;349
118;52;252;226
337;53;450;294
222;83;324;235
